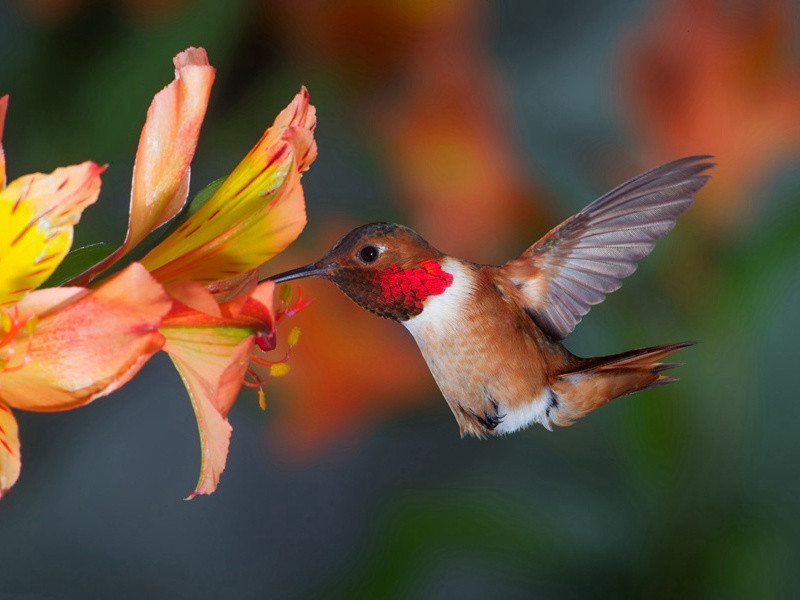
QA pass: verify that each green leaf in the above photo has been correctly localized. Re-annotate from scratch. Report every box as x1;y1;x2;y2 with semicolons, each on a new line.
187;177;225;217
43;242;116;287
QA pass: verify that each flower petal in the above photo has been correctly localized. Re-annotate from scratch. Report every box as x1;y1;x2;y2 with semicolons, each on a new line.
0;94;8;190
162;327;253;499
0;263;171;411
140;88;317;284
0;402;20;499
126;48;216;254
0;162;105;306
160;280;276;497
73;48;215;285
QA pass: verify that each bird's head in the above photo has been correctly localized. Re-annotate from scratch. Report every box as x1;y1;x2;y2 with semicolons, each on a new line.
268;223;454;321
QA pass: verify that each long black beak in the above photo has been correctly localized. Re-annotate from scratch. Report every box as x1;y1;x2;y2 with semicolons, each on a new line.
265;262;330;283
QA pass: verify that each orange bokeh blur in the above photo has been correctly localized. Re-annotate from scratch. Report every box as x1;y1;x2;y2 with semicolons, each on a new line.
623;0;800;234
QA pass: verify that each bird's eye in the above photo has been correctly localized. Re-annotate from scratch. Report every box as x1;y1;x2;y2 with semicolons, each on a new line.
358;245;379;263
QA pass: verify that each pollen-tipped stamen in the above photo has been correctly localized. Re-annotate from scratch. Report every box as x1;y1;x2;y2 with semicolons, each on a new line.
241;367;268;410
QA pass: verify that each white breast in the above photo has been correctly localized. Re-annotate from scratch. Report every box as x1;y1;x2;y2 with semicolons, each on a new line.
402;258;476;338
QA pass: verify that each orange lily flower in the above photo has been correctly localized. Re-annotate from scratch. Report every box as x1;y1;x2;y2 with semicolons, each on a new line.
0;96;171;498
79;47;317;497
146;81;315;499
1;44;316;498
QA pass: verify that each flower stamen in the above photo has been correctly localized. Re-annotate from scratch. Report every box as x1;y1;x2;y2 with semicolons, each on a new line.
244;324;301;410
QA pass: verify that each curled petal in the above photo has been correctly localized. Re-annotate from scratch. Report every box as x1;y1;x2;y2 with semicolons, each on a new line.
140;88;317;284
0;94;7;189
0;263;171;411
0;402;20;499
0;162;105;306
271;87;318;173
72;48;215;285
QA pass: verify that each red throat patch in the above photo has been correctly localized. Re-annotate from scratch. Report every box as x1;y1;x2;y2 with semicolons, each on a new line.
369;259;454;318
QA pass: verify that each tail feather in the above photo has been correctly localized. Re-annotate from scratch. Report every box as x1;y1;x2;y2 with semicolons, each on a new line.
571;341;696;372
652;362;684;374
548;341;695;427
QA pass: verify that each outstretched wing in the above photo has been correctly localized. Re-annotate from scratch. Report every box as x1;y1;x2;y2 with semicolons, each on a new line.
500;156;714;340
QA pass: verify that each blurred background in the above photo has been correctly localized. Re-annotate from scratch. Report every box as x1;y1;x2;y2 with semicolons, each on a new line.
1;0;799;597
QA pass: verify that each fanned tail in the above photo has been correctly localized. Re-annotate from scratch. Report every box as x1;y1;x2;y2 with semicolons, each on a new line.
547;341;695;427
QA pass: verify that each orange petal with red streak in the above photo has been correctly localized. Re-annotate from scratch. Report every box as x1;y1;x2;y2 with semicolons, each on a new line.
0;402;20;499
0;263;171;411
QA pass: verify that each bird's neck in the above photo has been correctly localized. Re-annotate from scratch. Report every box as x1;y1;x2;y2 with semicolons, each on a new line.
402;257;478;336
334;257;456;322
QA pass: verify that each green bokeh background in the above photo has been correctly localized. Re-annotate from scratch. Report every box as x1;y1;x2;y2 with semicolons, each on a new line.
1;1;798;598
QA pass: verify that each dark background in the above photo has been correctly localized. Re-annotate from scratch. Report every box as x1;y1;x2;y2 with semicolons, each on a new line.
1;0;798;598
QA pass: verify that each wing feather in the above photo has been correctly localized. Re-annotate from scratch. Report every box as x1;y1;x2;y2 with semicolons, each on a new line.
501;156;714;340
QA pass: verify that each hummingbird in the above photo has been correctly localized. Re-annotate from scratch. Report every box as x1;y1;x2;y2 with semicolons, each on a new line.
268;156;713;438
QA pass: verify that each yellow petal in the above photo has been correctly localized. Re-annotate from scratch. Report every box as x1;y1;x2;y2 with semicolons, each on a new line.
0;94;8;190
0;263;171;411
0;162;105;306
0;402;20;499
140;88;317;285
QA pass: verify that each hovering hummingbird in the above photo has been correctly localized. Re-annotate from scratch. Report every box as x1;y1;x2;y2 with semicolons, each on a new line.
268;156;713;438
